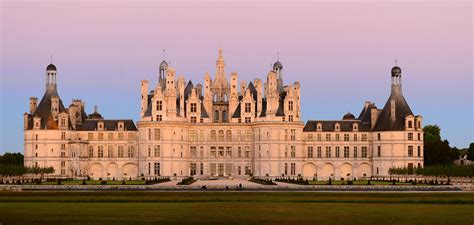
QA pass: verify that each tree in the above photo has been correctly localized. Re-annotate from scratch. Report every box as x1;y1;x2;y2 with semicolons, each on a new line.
423;125;460;166
0;153;24;166
467;143;474;161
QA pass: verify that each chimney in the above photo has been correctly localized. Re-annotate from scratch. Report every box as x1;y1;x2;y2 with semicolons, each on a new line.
29;96;38;113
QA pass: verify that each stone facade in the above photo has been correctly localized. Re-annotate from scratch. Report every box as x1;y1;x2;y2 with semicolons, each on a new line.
24;49;423;180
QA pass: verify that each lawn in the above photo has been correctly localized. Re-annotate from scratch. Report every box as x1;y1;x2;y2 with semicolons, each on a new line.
0;192;473;225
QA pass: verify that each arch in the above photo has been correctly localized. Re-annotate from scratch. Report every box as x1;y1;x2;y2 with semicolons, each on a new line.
357;163;371;178
223;94;228;102
319;163;334;180
210;130;217;141
106;163;118;180
89;163;103;180
218;130;225;142
340;163;353;179
226;130;232;141
122;163;138;179
213;94;218;102
302;163;317;178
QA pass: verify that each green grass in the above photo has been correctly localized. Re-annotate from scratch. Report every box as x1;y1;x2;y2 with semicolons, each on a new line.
30;180;148;185
307;180;427;185
0;192;473;225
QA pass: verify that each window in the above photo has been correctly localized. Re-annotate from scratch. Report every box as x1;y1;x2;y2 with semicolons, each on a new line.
418;133;421;140
61;132;66;140
284;163;288;175
290;163;296;175
226;130;232;141
344;146;349;158
218;147;224;157
408;146;413;157
210;147;216;158
335;134;340;141
190;146;197;158
108;146;114;158
245;146;251;158
190;103;197;113
417;146;421;157
191;116;197;123
408;133;413;140
156;101;163;111
88;146;94;158
61;161;65;167
154;129;160;140
88;133;93;140
98;133;103;140
362;134;368;141
290;146;296;158
214;111;219;123
222;110;228;122
118;133;124;140
190;163;196;176
408;121;413;128
317;146;322;158
154;162;160;175
60;152;66;157
344;134;349;141
245;117;251;123
226;147;232;157
210;130;217;141
361;146;368;158
307;146;314;158
377;133;381;141
128;133;134;141
156;115;162;121
61;169;65;175
118;146;124;157
335;146;340;158
245;131;252;141
238;146;242;158
199;130;204;141
127;146;134;157
291;129;296;141
354;134;358;141
98;146;104;158
317;134;322;141
288;115;294;122
108;133;114;140
288;101;294;111
353;146;358;158
245;103;251;113
61;144;66;150
377;146;381;157
325;146;331;158
154;145;160;157
307;134;313;141
326;134;331;141
60;118;66;127
218;130;224;142
190;130;197;141
200;163;204;175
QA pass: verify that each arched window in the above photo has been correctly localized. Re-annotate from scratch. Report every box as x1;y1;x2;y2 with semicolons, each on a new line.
218;130;225;142
223;94;228;102
214;110;219;123
222;110;228;122
226;130;232;141
210;130;217;142
213;94;218;102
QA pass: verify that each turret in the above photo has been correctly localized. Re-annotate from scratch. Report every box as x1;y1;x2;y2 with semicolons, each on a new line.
140;80;149;118
45;63;57;92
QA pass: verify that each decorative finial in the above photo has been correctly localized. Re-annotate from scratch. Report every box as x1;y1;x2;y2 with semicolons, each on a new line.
395;59;398;66
94;105;97;113
50;55;53;64
277;51;280;61
163;49;166;60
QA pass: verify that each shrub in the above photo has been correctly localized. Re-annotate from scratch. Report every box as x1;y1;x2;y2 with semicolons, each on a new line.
82;179;86;185
100;180;107;185
57;180;62;185
347;180;353;185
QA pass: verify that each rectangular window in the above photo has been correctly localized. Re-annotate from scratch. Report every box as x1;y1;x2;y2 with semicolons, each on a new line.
190;146;197;158
361;146;368;158
344;146;349;158
98;133;103;140
238;146;242;158
128;133;134;141
245;103;251;113
284;163;288;175
288;115;294;122
60;152;66;157
325;146;331;158
190;163;196;176
417;146;421;157
245;146;251;158
190;103;197;113
108;133;114;140
98;146;104;158
156;101;162;111
118;133;124;140
118;146;124;158
354;134;358;141
307;134;313;141
156;115;162;121
317;134;322;141
191;116;197;123
61;144;66;150
408;133;413;140
317;146;322;158
88;133;93;140
61;132;66;140
353;146;358;158
290;163;296;175
344;134;349;141
291;129;296;141
61;161;65;167
362;134;368;141
326;134;331;141
148;145;151;157
335;146;340;158
190;130;197;141
418;133;421;140
226;147;232;157
154;129;160;140
290;146;296;158
154;162;160;175
88;146;94;158
245;131;252;141
108;146;114;158
288;101;294;111
377;133;381;141
377;146;381;157
154;145;160;157
200;163;204;175
245;117;251;123
218;147;224;157
335;134;340;141
307;146;314;158
210;147;216;158
408;146;414;157
127;146;134;157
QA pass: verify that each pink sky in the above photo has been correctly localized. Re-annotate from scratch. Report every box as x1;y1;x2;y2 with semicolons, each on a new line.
0;1;472;152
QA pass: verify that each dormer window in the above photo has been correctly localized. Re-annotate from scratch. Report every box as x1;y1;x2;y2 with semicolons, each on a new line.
408;121;413;128
118;121;124;131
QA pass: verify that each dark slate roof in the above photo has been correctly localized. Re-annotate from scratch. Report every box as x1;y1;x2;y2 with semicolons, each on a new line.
232;103;241;118
201;103;209;118
372;85;414;131
76;119;137;131
144;94;154;117
46;64;57;71
259;98;267;117
29;87;66;129
342;112;355;120
276;92;286;116
303;120;371;132
184;80;194;101
357;102;378;124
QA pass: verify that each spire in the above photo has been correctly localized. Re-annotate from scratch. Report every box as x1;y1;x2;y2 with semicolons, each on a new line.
216;48;225;80
94;105;98;113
